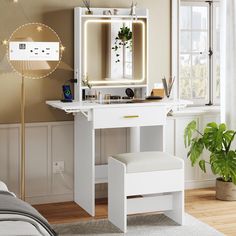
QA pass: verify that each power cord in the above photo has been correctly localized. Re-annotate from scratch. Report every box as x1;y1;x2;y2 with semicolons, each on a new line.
57;168;73;191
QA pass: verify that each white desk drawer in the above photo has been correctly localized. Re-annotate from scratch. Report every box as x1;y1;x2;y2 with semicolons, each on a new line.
93;106;167;129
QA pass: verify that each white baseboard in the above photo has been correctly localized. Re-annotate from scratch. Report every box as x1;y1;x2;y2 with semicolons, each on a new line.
28;193;74;205
185;179;216;190
28;190;108;204
28;179;215;205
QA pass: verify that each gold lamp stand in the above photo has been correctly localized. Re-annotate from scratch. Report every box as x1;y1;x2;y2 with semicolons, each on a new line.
20;75;25;200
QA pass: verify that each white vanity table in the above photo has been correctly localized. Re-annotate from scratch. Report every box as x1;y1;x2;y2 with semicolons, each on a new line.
47;99;190;216
47;7;190;216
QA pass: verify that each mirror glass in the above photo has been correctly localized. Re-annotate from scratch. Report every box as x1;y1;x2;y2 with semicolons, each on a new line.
83;19;146;85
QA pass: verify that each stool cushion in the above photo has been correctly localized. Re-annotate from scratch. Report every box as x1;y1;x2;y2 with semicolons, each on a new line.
111;151;184;173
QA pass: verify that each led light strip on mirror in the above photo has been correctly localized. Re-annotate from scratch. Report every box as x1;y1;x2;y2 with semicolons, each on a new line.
83;19;146;85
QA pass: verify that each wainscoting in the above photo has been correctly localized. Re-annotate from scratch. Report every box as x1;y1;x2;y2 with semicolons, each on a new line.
0;121;127;204
0;109;220;204
166;110;220;190
0;122;74;204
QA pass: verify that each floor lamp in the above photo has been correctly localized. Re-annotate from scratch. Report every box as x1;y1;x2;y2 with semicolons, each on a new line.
6;23;62;201
18;61;50;200
0;56;31;200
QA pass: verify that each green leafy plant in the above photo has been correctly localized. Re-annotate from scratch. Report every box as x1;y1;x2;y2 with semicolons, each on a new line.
184;121;236;184
112;26;132;63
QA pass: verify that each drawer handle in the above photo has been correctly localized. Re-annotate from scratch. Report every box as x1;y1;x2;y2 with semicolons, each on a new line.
123;115;139;119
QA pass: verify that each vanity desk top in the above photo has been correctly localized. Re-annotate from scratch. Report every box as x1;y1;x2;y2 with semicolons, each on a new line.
47;99;191;129
46;99;191;113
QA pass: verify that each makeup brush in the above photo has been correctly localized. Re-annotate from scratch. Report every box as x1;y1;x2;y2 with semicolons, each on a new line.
162;77;169;97
168;76;175;96
162;76;175;98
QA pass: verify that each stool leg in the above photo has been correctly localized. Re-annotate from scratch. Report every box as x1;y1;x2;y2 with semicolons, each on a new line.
164;190;185;225
108;157;127;232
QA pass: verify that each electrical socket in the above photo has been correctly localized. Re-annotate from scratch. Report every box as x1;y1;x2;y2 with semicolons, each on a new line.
53;161;65;174
9;41;60;61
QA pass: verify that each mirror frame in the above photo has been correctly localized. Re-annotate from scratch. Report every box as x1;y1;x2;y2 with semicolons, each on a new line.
83;19;146;85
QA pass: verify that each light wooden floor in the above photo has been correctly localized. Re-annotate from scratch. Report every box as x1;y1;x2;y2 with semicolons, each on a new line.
185;188;236;236
34;188;236;236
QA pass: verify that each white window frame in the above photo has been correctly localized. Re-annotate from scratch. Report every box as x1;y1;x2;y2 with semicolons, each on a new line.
212;3;220;104
171;0;220;106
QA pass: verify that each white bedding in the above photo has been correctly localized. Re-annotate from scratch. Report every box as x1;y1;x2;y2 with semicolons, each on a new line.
0;215;45;236
0;181;8;192
0;181;16;197
0;181;51;236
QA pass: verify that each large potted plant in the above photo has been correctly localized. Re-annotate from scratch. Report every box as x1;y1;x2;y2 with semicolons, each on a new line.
184;121;236;200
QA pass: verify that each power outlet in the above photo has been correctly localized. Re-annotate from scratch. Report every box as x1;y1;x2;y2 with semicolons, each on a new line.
9;41;60;61
53;161;65;174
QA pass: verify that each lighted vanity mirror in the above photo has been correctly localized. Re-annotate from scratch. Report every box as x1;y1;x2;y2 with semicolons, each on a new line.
83;19;146;85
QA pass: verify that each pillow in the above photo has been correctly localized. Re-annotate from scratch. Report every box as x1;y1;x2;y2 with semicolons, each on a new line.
0;181;9;192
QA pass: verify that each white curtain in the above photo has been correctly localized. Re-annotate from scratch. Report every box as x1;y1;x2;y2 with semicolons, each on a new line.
220;0;236;130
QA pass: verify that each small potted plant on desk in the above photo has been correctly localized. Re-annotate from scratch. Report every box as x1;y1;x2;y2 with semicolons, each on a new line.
184;121;236;200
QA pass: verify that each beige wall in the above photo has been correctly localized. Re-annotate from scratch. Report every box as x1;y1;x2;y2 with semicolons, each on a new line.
0;0;170;124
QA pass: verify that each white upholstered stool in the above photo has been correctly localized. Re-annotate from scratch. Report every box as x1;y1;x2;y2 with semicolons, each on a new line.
108;151;184;232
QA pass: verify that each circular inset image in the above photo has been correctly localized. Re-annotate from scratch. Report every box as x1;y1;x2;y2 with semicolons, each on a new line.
7;23;62;79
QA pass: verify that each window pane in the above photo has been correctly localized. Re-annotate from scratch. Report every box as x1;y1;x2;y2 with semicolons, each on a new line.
192;6;207;30
215;7;220;30
192;78;207;99
215;52;220;98
125;62;132;77
180;78;192;99
180;54;191;99
192;31;207;52
215;6;220;99
180;31;191;52
192;55;207;78
180;6;191;29
215;30;220;52
192;55;207;99
180;54;191;78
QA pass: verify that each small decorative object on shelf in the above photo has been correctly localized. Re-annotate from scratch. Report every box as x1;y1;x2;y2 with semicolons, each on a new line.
82;74;92;89
125;88;135;98
86;94;96;101
151;89;165;98
130;0;137;16
113;9;118;15
82;0;93;15
98;92;103;103
184;121;236;201
104;94;111;100
162;76;175;98
103;10;112;15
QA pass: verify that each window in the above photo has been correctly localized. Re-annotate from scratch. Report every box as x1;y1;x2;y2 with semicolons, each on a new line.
179;1;220;105
124;45;132;78
124;22;133;78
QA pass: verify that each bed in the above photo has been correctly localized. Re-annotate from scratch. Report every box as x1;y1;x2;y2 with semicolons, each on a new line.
0;181;57;236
